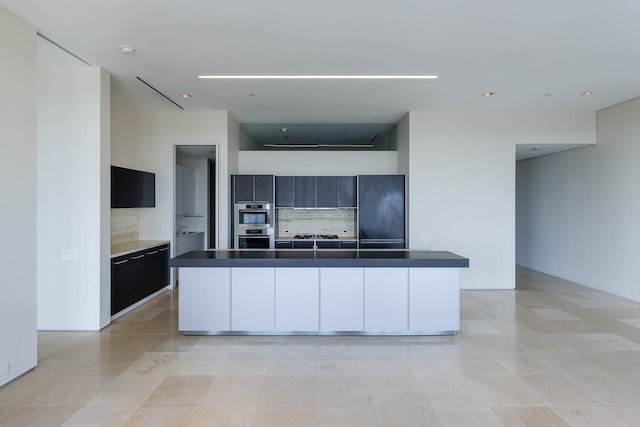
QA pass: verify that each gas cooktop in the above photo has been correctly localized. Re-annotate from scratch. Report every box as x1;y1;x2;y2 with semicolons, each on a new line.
293;234;339;240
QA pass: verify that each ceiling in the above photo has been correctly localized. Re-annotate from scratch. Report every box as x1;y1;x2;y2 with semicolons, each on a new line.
4;1;639;158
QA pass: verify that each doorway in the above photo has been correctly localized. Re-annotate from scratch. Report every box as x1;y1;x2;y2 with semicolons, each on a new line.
172;145;218;285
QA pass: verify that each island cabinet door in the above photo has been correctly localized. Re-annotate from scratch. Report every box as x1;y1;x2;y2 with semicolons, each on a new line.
409;268;460;332
275;268;319;331
179;268;231;331
364;268;409;332
231;268;275;331
320;268;364;331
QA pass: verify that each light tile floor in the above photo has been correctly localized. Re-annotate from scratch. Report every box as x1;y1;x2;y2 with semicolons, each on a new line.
1;266;640;426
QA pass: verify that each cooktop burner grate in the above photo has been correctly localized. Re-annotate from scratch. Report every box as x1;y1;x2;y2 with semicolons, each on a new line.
293;234;339;240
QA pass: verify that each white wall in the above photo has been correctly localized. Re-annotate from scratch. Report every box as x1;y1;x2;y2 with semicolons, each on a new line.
37;66;111;330
129;110;232;247
0;6;37;386
111;96;141;167
517;97;640;302
239;151;398;175
409;111;595;290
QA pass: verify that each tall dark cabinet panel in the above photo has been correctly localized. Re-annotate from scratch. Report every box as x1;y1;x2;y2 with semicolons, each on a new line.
338;176;357;208
275;176;294;207
316;176;339;207
294;176;316;208
358;175;405;248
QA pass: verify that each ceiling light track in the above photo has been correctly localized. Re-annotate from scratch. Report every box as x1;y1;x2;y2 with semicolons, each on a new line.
136;77;184;110
263;144;374;148
37;33;91;66
199;75;438;80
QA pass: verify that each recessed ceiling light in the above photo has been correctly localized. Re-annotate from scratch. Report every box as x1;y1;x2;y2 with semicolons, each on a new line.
198;75;438;79
120;45;135;55
482;92;495;97
281;128;287;132
582;91;597;96
179;93;192;98
531;147;543;151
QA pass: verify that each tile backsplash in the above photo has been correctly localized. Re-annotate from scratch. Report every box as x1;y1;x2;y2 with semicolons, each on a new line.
276;209;356;237
111;208;139;245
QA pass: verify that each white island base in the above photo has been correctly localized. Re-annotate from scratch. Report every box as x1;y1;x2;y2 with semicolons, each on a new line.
178;267;460;335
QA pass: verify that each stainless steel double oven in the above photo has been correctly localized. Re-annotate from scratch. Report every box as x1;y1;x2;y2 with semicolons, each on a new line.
234;203;274;249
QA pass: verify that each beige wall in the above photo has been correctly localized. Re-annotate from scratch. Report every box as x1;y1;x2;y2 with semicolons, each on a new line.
408;111;595;290
517;97;640;302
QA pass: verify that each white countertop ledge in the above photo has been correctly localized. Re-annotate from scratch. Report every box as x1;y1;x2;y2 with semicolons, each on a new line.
111;240;170;258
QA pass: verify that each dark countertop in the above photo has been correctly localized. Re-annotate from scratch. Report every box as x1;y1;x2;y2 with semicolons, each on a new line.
170;249;469;268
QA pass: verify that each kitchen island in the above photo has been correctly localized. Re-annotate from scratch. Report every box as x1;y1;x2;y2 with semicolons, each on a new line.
171;249;469;336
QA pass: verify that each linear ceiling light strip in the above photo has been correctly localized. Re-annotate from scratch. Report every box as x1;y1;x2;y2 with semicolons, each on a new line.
263;144;374;148
199;75;438;79
136;77;184;110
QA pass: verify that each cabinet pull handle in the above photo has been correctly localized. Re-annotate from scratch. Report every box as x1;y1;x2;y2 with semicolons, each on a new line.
146;250;158;255
113;259;129;265
159;247;169;251
131;255;145;260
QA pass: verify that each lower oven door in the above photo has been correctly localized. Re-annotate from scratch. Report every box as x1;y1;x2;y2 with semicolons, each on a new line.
237;235;274;249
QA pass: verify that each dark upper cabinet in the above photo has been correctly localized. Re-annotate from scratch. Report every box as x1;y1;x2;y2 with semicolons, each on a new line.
254;175;274;202
111;166;155;208
233;175;254;202
338;176;357;208
294;176;316;208
233;174;274;202
275;175;357;208
316;176;339;207
275;176;294;207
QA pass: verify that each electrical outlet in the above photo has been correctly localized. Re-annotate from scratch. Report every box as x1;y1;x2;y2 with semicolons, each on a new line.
61;250;79;261
420;235;431;243
51;250;58;260
0;364;9;377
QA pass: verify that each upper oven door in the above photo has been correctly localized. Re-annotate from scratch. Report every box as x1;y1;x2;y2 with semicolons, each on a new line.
237;210;270;226
235;203;272;228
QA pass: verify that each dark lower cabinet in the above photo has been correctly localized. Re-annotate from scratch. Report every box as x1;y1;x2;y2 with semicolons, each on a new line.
316;240;340;249
339;240;357;249
275;241;293;249
111;244;169;316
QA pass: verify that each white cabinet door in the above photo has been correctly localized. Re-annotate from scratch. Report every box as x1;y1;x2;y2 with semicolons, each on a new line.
176;164;196;215
275;268;319;331
231;268;275;331
179;268;230;331
409;268;459;332
320;268;364;331
364;268;408;332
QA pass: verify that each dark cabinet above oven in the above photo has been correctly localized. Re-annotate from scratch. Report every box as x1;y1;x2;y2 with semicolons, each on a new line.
232;174;274;203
